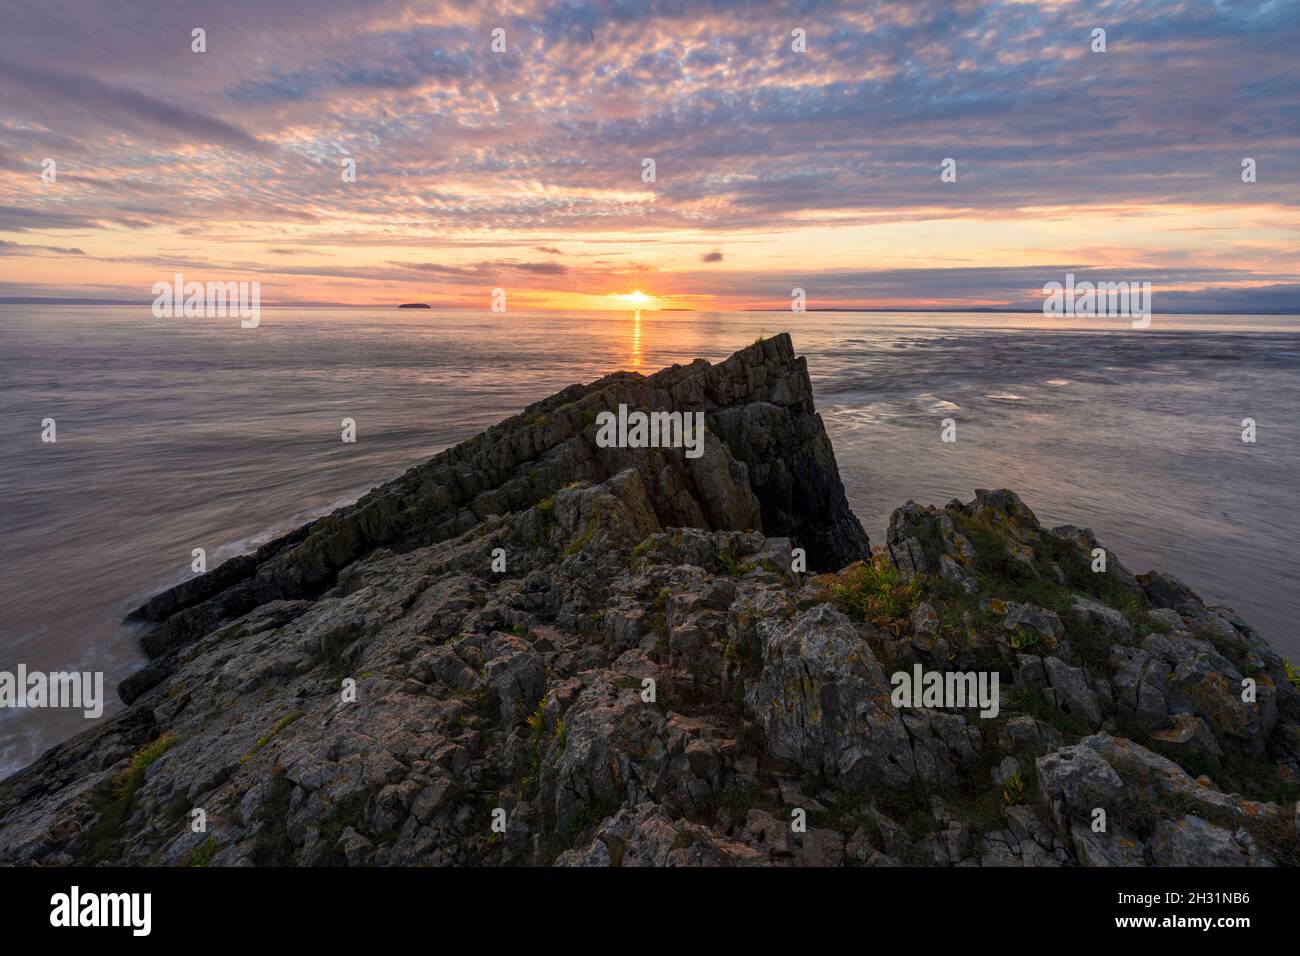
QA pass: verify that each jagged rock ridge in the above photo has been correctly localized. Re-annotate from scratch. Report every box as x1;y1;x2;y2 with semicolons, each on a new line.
120;332;868;702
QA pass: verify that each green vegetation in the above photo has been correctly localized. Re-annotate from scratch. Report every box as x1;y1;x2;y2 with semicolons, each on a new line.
519;696;564;800
715;546;757;578
240;711;301;764
948;511;1157;669
1001;771;1024;805
132;733;179;776
524;697;546;735
643;587;670;651
83;732;180;865
564;524;597;556
533;496;557;543
1007;626;1040;650
828;552;923;630
188;836;216;867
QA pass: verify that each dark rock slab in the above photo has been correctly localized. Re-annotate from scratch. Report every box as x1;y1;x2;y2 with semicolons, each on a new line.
122;333;869;699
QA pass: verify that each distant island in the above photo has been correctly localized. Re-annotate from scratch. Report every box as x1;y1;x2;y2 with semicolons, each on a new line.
397;303;431;309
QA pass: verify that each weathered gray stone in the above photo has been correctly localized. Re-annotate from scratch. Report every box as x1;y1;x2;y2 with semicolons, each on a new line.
1150;714;1224;765
1004;602;1065;644
1070;594;1133;642
1150;815;1270;867
1042;656;1103;729
746;604;919;789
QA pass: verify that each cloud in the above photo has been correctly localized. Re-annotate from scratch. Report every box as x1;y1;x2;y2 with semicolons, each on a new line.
0;59;267;152
0;204;101;231
512;261;568;275
0;0;1296;307
1148;283;1300;314
0;239;84;255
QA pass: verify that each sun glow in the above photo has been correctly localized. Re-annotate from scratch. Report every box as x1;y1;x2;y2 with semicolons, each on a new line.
614;290;652;305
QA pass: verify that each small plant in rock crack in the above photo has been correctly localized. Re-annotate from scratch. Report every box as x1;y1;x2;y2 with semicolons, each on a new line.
188;835;217;867
715;546;757;577
533;496;557;544
1008;627;1040;651
84;733;180;864
520;697;564;799
1002;771;1025;806
1285;659;1300;689
525;698;546;735
828;552;922;629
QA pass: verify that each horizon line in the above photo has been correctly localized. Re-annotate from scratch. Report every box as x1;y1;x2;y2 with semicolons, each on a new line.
3;297;1298;317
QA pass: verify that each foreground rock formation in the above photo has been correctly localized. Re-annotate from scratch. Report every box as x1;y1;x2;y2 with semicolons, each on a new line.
1;335;1296;867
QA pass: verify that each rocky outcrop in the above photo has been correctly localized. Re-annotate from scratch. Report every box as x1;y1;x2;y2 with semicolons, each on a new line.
121;333;868;702
1037;734;1278;866
1;337;1296;868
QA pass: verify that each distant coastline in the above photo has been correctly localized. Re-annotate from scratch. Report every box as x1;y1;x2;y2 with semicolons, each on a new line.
2;298;1297;316
744;306;1300;316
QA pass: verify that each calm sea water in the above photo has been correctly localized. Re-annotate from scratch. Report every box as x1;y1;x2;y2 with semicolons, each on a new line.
2;306;1298;777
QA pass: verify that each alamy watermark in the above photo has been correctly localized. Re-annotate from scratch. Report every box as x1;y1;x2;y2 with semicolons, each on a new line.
152;273;260;328
890;664;1000;718
0;664;104;719
1042;273;1151;329
50;886;150;936
594;404;705;459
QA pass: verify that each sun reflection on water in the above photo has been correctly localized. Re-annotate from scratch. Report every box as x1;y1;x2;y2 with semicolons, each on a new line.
628;309;642;370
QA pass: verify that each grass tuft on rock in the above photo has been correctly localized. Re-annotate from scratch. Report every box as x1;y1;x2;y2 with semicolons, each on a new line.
827;552;923;630
84;732;180;864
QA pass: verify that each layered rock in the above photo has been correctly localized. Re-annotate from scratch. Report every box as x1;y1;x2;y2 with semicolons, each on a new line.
1;337;1296;868
121;333;868;703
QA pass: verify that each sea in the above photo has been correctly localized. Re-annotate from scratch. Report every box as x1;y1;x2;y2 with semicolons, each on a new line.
2;305;1297;778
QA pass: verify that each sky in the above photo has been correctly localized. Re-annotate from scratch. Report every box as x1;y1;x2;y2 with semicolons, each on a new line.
0;0;1297;312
